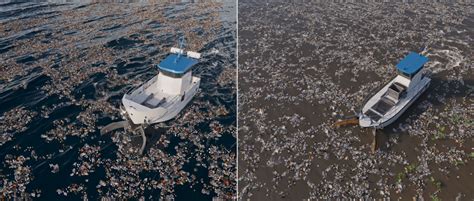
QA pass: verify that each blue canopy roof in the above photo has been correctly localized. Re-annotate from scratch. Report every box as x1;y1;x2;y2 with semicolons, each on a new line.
158;54;198;74
396;52;429;75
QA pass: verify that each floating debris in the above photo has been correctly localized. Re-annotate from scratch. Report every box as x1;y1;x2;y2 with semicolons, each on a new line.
239;1;473;200
0;1;236;200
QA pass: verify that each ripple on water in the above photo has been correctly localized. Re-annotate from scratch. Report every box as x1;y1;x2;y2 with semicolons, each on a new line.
106;37;144;50
0;1;236;199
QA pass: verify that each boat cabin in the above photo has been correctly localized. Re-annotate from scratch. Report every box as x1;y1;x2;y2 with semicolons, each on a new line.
395;52;429;90
359;51;431;128
385;82;407;102
156;53;199;95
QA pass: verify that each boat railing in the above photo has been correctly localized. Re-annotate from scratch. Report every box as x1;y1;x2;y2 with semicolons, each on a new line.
126;76;157;95
125;86;135;95
160;95;180;108
123;97;152;111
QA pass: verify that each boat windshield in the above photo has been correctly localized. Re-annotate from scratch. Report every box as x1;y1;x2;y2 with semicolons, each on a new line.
397;69;412;78
159;69;187;78
397;68;422;79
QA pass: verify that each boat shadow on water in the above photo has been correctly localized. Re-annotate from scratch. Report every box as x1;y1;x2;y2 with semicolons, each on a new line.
374;76;472;152
143;125;168;153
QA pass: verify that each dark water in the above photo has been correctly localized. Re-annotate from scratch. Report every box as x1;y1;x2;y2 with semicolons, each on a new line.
238;1;472;200
0;1;235;200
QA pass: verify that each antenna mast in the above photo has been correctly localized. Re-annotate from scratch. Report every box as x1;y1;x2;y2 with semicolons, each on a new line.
174;36;186;63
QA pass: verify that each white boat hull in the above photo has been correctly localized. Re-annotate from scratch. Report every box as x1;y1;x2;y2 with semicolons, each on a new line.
359;77;430;128
153;78;200;122
121;76;200;125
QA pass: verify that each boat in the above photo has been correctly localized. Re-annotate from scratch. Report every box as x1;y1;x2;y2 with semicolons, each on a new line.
359;52;430;129
120;46;201;125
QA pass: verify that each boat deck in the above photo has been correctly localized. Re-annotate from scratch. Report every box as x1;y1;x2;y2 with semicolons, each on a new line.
363;81;406;122
141;93;167;108
364;109;382;121
372;97;396;115
127;84;175;109
364;96;397;122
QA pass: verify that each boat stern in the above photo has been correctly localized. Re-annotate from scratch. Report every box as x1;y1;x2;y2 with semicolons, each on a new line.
359;115;376;128
121;95;168;125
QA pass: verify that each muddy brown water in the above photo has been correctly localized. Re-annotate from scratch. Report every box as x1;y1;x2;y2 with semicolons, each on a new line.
239;1;473;200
